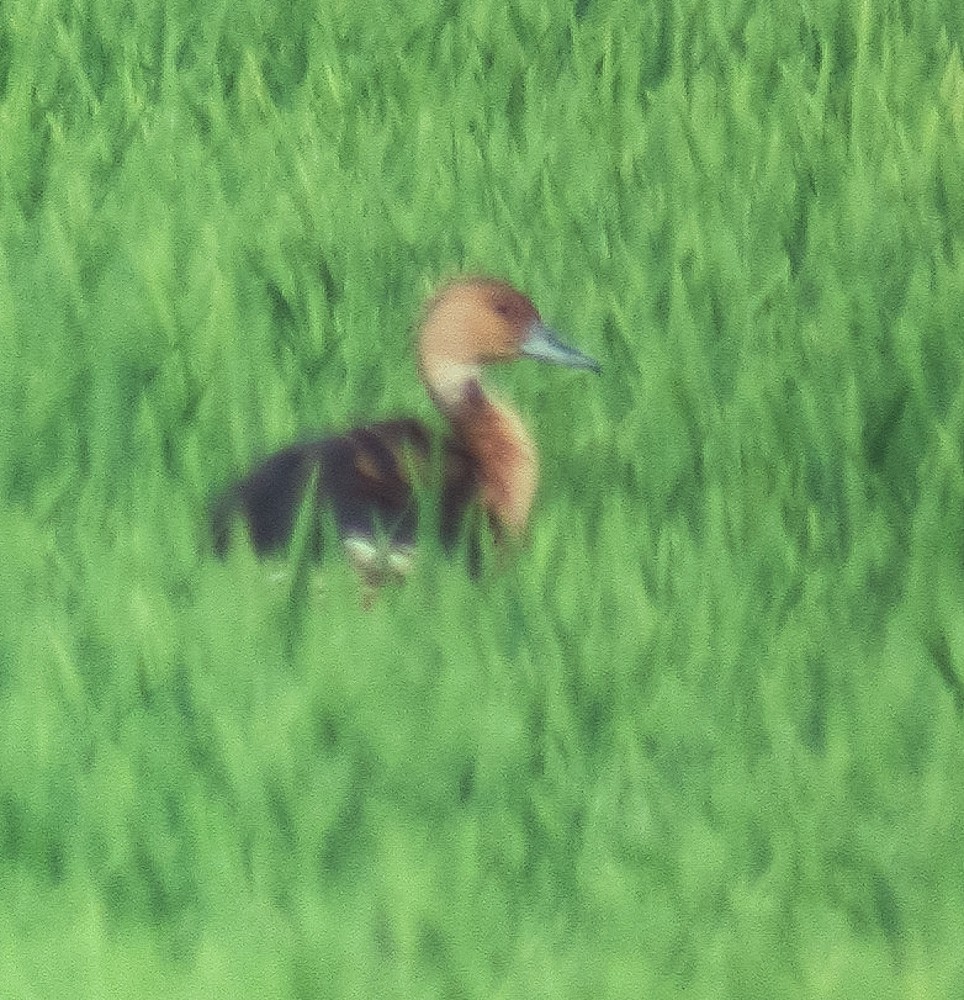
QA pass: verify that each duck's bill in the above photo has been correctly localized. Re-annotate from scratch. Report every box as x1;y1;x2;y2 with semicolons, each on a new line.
521;322;601;373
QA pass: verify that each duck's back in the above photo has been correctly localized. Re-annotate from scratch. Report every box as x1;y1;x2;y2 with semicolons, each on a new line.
212;418;482;565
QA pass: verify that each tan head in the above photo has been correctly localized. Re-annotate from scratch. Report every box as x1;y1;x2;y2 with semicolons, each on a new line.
418;278;599;410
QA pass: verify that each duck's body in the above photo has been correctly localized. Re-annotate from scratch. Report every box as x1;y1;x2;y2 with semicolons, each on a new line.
212;278;598;580
212;417;484;575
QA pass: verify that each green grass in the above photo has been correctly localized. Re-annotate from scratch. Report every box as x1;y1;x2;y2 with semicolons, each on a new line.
2;0;964;995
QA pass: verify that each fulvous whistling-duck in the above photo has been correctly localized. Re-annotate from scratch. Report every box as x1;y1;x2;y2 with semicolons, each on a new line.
212;277;599;582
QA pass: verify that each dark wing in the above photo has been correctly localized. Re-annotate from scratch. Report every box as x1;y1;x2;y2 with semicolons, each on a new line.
326;420;430;546
211;439;327;556
211;418;483;562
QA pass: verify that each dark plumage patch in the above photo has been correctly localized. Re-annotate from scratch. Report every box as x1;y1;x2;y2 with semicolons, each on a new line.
212;419;485;571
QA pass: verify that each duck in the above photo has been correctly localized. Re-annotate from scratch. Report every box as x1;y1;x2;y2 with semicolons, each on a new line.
211;277;599;583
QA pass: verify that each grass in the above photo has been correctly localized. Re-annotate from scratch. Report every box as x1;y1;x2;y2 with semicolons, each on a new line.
2;0;964;995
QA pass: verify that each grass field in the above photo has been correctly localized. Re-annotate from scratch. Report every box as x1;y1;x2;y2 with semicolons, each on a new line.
2;0;964;995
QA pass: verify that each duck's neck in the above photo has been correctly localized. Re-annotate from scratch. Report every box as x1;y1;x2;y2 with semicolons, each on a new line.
427;371;538;537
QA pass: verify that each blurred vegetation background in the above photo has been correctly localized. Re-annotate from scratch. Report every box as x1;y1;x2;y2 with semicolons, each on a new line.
1;0;963;996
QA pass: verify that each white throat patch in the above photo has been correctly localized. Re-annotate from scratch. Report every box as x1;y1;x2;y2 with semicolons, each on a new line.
424;361;483;409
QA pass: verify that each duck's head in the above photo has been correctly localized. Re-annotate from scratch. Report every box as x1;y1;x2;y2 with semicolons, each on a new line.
418;278;599;409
